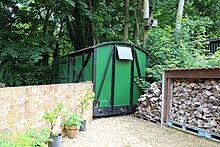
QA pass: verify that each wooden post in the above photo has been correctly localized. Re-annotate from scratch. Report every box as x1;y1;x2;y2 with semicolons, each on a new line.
167;79;173;122
161;71;165;125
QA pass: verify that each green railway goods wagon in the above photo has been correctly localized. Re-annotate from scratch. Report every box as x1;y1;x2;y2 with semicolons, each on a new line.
53;42;149;117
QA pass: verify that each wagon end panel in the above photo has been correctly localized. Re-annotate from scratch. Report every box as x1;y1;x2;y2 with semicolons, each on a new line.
52;56;69;83
83;52;93;81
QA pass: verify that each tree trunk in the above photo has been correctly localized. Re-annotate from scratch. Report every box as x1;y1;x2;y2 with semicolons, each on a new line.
41;9;51;65
133;0;142;41
53;19;64;58
175;0;185;31
143;0;149;46
89;0;96;45
143;0;149;19
124;0;129;41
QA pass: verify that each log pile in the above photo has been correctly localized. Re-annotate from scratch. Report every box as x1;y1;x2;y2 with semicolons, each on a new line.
171;79;220;134
135;81;162;123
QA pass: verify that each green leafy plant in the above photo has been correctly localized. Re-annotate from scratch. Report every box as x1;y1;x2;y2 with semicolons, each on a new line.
80;89;95;116
0;131;15;147
26;128;52;146
62;112;83;129
145;17;215;82
43;103;65;135
135;78;151;93
0;128;51;147
13;133;36;147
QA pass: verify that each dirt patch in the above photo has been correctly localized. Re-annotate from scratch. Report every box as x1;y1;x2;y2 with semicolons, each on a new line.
62;115;219;147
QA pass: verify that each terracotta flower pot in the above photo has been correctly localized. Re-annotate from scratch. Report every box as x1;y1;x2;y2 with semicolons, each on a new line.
67;126;79;138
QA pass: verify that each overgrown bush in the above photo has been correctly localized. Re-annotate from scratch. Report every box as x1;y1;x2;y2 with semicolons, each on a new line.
145;17;220;82
0;65;52;87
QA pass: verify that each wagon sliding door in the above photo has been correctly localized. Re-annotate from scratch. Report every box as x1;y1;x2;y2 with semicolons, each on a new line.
95;45;113;113
114;46;132;107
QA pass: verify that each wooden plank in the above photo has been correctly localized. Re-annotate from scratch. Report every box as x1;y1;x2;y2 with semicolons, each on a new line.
161;71;165;125
166;79;172;122
162;76;168;123
165;68;220;79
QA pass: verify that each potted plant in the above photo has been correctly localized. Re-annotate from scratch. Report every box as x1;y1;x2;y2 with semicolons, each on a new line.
43;102;64;147
79;89;95;131
62;112;82;138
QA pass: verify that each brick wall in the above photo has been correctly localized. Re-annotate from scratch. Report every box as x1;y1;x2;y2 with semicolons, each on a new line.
0;82;93;132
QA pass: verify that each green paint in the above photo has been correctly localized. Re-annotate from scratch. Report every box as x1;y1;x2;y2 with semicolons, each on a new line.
84;53;93;81
133;48;146;104
136;49;146;76
75;55;82;81
114;59;131;106
53;56;68;83
53;43;148;112
96;45;113;107
68;57;74;83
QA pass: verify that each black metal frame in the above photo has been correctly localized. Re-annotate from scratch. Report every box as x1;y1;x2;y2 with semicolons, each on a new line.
130;46;135;106
111;44;116;110
53;42;149;117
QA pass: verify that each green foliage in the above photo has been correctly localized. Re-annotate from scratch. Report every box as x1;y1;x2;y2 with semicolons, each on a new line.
26;128;52;146
0;131;14;147
80;89;95;115
43;103;65;131
184;0;220;37
134;78;151;93
0;128;51;147
13;133;36;147
146;17;217;81
62;112;83;129
1;0;220;87
93;1;124;42
0;65;52;87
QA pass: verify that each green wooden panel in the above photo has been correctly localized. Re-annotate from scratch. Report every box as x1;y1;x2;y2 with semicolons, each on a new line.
84;53;93;81
136;49;146;76
96;45;113;107
133;48;147;104
114;59;131;106
68;57;74;83
75;55;82;82
53;56;68;83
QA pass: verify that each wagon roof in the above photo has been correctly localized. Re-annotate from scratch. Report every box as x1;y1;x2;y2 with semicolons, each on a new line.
55;42;149;59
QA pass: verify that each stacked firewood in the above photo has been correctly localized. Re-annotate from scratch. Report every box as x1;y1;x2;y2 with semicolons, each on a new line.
171;79;220;134
135;81;162;123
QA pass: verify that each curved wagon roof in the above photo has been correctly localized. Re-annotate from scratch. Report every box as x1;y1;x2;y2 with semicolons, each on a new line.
55;41;149;59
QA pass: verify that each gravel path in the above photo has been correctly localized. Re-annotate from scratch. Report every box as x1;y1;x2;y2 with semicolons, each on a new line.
62;115;219;147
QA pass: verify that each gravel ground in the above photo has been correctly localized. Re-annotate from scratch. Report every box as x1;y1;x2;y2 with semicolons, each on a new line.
62;115;219;147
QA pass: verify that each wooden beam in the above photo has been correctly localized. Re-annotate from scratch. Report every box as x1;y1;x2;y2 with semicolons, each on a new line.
164;68;220;79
